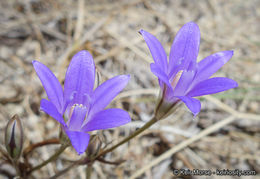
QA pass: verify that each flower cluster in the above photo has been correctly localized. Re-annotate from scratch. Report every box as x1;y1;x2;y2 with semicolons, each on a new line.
33;51;131;154
140;22;237;117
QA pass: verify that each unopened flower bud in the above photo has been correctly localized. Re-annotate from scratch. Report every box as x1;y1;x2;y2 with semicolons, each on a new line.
5;114;24;160
86;135;102;157
59;128;70;146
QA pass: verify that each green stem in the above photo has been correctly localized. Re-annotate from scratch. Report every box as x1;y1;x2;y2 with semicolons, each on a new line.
95;116;158;159
49;159;83;179
86;164;92;179
29;144;68;173
12;159;21;177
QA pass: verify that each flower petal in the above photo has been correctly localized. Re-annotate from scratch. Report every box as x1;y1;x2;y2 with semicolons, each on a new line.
173;70;195;96
89;75;130;117
40;99;66;127
188;77;238;97
82;108;131;132
139;30;168;71
69;105;87;131
176;96;201;116
32;61;63;112
150;63;172;90
192;51;234;86
65;130;90;155
169;22;200;76
150;63;175;100
64;50;95;105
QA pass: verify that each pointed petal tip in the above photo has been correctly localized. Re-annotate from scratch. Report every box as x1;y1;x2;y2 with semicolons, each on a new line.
124;74;131;81
71;50;94;63
222;78;238;89
184;22;200;36
116;74;131;84
77;151;85;155
222;50;234;59
186;21;197;25
113;74;131;85
232;79;239;88
185;21;199;28
218;50;234;63
75;49;92;56
176;96;201;116
179;22;200;33
32;60;41;67
139;29;145;35
123;74;131;84
229;50;234;56
65;130;90;155
229;50;234;59
193;113;199;117
192;110;200;117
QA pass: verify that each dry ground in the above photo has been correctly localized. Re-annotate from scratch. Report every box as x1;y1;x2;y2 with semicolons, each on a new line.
0;0;260;178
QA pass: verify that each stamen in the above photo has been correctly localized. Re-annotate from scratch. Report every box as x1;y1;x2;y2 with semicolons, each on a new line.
171;70;183;89
68;104;76;119
68;103;85;119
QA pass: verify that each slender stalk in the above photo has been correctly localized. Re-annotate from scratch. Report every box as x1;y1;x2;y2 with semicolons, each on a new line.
49;159;84;179
23;138;59;157
95;116;158;159
86;164;92;179
97;157;125;165
12;159;21;177
28;144;68;174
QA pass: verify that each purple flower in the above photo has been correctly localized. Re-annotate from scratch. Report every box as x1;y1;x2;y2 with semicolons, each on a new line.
140;22;238;117
33;50;131;154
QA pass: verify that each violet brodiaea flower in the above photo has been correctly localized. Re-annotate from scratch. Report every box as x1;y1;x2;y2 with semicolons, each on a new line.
33;50;131;154
140;22;238;118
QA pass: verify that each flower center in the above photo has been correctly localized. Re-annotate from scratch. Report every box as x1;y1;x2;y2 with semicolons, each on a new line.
69;103;84;119
171;70;183;90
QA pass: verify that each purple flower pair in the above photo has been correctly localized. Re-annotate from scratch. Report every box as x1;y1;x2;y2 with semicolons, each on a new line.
33;22;238;154
33;51;131;154
140;22;238;116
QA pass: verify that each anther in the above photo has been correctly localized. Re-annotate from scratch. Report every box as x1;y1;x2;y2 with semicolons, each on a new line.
171;70;183;89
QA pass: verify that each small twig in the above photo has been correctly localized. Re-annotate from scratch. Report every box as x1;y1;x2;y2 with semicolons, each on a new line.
28;144;68;174
97;157;125;165
49;162;78;179
49;158;89;179
23;138;60;157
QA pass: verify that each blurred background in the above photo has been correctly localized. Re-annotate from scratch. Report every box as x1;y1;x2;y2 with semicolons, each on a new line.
0;0;259;178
